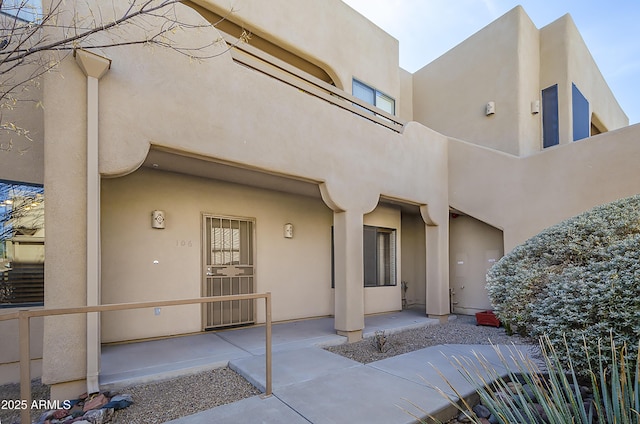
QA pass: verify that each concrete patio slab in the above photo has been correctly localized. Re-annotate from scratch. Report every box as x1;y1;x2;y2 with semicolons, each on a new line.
274;364;454;424
163;394;308;424
363;309;440;337
444;344;543;374
367;344;539;400
100;332;251;387
368;345;485;398
229;346;361;391
216;317;346;355
151;312;539;424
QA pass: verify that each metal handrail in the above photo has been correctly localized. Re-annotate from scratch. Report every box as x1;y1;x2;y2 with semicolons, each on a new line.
0;292;273;424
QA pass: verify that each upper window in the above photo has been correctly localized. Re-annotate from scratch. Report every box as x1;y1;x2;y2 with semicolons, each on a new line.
352;79;395;116
572;83;590;141
363;226;396;287
542;84;559;148
0;181;44;308
1;0;42;22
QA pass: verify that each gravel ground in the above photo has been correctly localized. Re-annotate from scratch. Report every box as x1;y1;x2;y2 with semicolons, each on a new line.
325;314;536;363
0;379;49;424
0;314;535;424
0;368;259;424
109;367;260;424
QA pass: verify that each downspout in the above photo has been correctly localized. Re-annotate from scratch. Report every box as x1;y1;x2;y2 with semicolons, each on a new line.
74;49;111;394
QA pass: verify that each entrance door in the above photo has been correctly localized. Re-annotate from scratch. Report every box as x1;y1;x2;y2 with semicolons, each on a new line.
203;215;255;329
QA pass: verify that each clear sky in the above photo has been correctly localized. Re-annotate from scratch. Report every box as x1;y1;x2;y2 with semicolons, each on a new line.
342;1;640;125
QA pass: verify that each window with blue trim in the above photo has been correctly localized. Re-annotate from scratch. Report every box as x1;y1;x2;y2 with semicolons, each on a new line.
572;83;590;141
542;84;559;148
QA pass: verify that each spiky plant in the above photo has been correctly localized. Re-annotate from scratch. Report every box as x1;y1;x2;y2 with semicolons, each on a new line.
410;335;640;424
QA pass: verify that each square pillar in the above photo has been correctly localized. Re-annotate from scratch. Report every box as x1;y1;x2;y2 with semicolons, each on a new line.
426;223;450;317
333;209;365;341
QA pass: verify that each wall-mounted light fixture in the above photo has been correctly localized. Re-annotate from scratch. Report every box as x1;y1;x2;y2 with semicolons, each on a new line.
152;210;166;229
531;100;540;114
485;101;496;116
284;223;294;239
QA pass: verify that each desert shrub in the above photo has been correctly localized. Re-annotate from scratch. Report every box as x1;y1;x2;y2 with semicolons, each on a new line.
422;336;640;424
487;194;640;372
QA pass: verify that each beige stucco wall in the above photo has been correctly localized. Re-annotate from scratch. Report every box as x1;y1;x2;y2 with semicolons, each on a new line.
413;6;539;156
413;7;627;157
101;168;334;343
30;0;633;395
0;78;44;185
40;0;449;387
449;123;640;252
193;0;400;103
362;205;402;315
400;213;426;309
399;69;413;121
449;215;503;315
0;315;44;384
0;12;44;185
540;14;628;145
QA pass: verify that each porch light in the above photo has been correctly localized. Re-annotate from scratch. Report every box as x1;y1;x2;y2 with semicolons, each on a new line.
284;223;294;239
152;210;166;229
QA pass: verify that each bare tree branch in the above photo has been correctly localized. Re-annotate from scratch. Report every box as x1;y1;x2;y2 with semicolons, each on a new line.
0;0;242;147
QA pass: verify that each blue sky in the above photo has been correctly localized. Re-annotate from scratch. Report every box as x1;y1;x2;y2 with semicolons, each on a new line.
342;1;640;125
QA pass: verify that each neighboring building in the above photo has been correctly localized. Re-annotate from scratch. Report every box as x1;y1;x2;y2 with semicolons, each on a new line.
0;0;639;400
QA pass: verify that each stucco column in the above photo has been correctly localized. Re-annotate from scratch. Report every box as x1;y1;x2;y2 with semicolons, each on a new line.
332;209;365;342
421;205;450;321
74;49;111;395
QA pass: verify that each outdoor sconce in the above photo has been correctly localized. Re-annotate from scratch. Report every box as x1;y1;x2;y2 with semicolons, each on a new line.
485;101;495;116
152;210;166;229
531;100;540;114
284;223;294;239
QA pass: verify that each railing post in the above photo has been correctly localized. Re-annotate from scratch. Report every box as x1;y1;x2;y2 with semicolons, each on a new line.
265;292;272;396
6;293;273;416
19;310;31;424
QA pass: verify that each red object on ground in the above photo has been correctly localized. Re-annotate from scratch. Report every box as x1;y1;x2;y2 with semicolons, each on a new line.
475;310;500;327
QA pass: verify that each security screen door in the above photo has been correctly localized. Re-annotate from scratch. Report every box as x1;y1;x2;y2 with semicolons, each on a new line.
203;215;255;329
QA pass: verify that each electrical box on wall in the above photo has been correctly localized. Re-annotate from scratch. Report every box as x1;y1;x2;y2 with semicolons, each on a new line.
152;210;166;229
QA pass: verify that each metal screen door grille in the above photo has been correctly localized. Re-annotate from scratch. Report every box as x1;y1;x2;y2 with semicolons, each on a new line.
203;216;255;329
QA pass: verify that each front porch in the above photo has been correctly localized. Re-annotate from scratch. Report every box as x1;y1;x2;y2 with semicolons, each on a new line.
100;309;437;388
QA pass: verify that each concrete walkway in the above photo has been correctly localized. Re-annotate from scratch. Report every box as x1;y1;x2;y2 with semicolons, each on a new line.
99;310;538;423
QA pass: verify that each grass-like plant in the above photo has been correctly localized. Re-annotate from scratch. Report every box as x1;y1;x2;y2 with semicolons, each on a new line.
409;335;640;424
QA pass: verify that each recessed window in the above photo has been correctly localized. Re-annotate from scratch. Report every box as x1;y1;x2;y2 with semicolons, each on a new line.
1;181;44;308
572;83;590;141
352;79;395;115
363;226;396;287
542;84;559;148
330;225;397;288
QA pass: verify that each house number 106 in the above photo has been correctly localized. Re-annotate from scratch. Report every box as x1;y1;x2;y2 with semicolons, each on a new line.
176;240;193;247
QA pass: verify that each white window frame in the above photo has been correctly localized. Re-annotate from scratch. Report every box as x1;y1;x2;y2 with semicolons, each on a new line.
352;79;395;116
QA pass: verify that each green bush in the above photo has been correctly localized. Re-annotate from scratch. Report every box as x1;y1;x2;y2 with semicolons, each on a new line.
486;194;640;373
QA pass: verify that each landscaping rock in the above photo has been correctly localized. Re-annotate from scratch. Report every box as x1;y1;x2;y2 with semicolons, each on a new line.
457;410;473;422
82;407;113;424
472;404;491;418
83;394;108;412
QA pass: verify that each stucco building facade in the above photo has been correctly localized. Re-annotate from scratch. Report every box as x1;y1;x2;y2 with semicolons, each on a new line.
1;0;639;399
